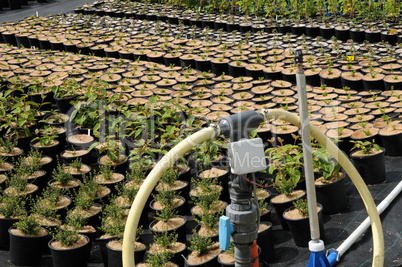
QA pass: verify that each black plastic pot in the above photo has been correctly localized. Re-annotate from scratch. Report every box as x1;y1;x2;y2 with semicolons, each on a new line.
350;28;365;43
49;235;89;267
362;77;385;91
107;241;147;267
283;203;325;247
305;25;320;37
150;195;187;217
98;156;129;175
54;95;76;114
270;190;306;230
379;131;402;157
365;29;381;43
28;36;40;49
145;242;186;266
39;39;51;50
95;236;117;267
228;64;246;78
194;58;212;72
263;69;283;81
257;221;275;263
211;60;229;76
90;47;106;57
185;252;220;267
381;31;397;45
319;26;335;39
149;215;187;243
341;76;364;91
319;74;342;88
277;25;291;34
214;21;226;31
217;254;234;266
260;205;272;222
2;134;33;154
315;176;348;215
305;72;321;87
15;34;30;48
226;23;239;32
2;31;17;46
334;26;350;42
291;24;305;36
9;227;49;266
383;79;402;91
350;148;386;185
0;217;19;250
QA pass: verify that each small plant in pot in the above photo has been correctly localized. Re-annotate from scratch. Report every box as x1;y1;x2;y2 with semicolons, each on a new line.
48;222;90;267
35;186;71;221
50;160;79;191
101;202;146;267
350;140;386;185
266;138;306;229
0;195;26;250
0;155;13;175
283;198;325;247
31;127;60;156
91;138;128;174
114;167;144;209
150;181;187;243
146;230;186;267
69;187;103;231
313;145;348;214
94;164;124;194
186;230;221;266
65;157;91;181
4;162;39;199
218;241;235;265
9;214;49;266
0;137;22;162
190;174;226;220
76;174;111;206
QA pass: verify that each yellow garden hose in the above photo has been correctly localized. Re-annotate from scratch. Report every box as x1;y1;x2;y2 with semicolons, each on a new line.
122;127;217;267
123;109;384;267
263;109;384;267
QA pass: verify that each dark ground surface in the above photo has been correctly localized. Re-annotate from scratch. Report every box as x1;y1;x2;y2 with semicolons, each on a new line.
0;0;96;24
0;1;401;266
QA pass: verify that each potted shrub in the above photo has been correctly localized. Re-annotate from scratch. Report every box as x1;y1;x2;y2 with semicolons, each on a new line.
379;122;402;157
266;139;306;230
149;188;187;243
49;161;80;193
185;232;221;267
9;214;49;266
35;186;71;221
350;140;386;184
91;138;128;174
48;224;90;267
0;138;23;162
283;198;325;247
0;195;26;250
313;145;348;214
146;230;186;266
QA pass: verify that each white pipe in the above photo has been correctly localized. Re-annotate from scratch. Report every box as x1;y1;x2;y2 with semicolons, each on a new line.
263;109;384;267
296;70;320;241
122;127;217;267
337;180;402;258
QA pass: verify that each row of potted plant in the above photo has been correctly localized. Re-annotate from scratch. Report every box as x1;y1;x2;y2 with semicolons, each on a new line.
75;0;402;43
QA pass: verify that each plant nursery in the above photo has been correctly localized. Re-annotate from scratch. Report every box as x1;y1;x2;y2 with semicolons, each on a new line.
0;0;401;266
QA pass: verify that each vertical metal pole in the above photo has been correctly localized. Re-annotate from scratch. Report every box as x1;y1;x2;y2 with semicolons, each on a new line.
295;51;320;241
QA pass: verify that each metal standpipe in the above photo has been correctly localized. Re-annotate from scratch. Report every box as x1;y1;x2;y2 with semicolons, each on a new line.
295;50;321;242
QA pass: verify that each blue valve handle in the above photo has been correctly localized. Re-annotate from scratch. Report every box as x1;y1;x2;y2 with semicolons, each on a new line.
219;216;234;251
